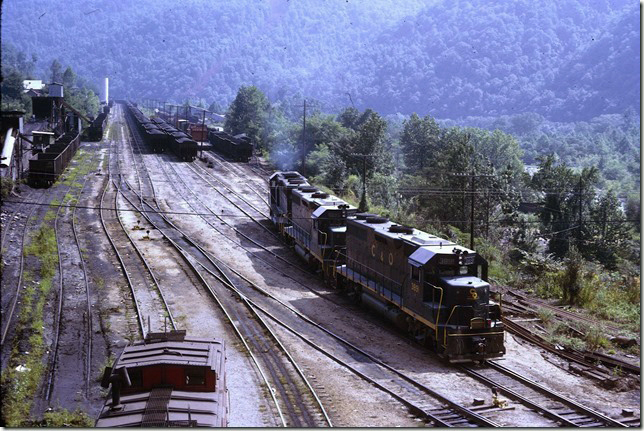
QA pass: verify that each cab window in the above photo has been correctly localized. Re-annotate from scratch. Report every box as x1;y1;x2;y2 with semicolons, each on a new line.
185;367;206;386
411;266;420;281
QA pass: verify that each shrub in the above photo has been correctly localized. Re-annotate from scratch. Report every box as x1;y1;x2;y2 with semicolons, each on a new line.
1;177;14;198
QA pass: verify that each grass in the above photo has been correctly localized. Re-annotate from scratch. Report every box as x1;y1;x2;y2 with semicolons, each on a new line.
2;222;58;426
536;307;554;324
31;408;94;427
1;177;14;198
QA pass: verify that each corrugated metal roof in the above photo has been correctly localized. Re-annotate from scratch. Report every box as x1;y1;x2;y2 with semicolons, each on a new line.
96;389;227;427
116;339;222;371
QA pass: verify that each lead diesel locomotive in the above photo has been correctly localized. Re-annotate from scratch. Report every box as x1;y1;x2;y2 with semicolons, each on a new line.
270;171;505;362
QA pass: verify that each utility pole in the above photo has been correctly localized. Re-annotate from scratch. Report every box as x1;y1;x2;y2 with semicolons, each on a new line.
297;99;307;170
451;171;495;250
578;175;583;242
350;152;376;212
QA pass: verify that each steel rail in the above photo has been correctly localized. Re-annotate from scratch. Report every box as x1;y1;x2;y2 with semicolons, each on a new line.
0;189;41;250
114;105;177;335
117;172;329;427
487;361;629;427
204;151;269;205
114;177;288;426
0;194;42;349
156;157;324;293
191;250;333;427
46;145;100;401
98;138;145;338
461;361;629;427
113;114;176;332
190;160;270;219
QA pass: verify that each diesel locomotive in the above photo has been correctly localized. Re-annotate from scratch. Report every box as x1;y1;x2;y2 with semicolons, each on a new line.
269;171;505;362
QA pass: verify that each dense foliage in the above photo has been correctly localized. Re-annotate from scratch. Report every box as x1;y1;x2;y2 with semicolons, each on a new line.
1;44;100;121
224;85;639;282
2;0;637;121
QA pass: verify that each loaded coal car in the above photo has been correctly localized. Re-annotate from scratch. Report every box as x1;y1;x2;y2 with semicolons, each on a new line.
96;330;228;427
167;130;198;161
28;130;80;187
174;136;199;161
268;171;505;363
142;123;166;153
208;130;253;162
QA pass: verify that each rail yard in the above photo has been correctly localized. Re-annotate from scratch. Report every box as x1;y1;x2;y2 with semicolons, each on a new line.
0;102;639;427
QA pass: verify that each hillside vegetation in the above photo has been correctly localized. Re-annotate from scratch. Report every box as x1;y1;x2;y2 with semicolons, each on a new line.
2;0;638;121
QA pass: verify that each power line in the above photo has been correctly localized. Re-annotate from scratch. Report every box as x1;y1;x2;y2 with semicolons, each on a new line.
2;199;639;225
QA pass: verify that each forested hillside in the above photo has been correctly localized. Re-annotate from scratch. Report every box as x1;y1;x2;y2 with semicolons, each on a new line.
2;0;638;121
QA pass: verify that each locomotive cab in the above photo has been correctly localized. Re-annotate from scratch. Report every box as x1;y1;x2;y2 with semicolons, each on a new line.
406;246;505;362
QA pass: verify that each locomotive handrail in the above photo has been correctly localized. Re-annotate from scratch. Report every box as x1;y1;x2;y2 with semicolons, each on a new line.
433;285;444;346
318;229;328;259
443;305;480;346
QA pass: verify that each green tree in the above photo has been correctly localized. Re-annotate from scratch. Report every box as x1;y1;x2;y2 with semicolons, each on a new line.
62;66;76;88
337;106;360;130
225;85;270;150
586;190;632;268
400;113;440;172
531;155;600;258
50;59;62;82
299;113;351;174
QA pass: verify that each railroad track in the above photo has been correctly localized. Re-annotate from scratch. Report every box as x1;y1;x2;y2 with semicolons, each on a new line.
504;289;625;334
202;150;269;206
45;145;102;405
147;147;338;309
99;108;176;338
122;106;159;209
115;116;332;426
116;178;331;427
0;191;43;366
191;159;270;218
0;188;43;251
501;296;640;378
462;361;633;427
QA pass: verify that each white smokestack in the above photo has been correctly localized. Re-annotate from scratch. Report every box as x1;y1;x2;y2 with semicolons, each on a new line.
103;77;109;104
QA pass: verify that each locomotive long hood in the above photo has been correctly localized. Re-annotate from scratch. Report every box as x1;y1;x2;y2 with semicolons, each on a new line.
408;245;476;266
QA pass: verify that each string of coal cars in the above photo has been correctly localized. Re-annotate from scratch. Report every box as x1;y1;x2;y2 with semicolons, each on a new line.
125;103;199;161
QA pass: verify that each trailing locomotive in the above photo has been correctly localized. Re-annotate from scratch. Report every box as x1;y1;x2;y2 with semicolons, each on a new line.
96;330;228;427
270;171;505;362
